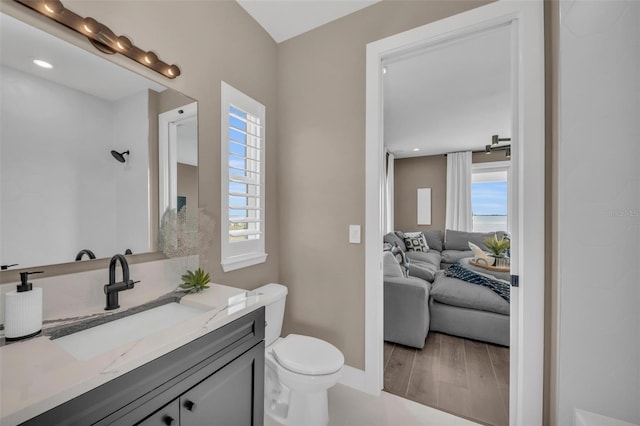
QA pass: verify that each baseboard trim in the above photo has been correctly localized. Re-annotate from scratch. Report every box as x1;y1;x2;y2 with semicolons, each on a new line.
339;365;365;391
339;365;377;395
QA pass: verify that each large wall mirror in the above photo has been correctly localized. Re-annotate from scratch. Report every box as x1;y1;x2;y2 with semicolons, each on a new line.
0;12;198;272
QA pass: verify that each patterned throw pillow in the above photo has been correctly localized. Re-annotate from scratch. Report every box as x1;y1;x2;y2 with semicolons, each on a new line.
403;232;429;252
384;242;409;277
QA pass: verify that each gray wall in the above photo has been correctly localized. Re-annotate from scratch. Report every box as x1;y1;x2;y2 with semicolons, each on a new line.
393;151;508;233
277;0;490;369
394;155;447;232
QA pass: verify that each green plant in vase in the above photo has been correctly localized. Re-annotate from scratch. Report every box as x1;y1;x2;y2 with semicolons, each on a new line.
179;268;211;293
484;235;510;267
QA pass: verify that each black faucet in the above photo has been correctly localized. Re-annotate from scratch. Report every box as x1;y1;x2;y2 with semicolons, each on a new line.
75;249;96;261
104;254;138;310
1;263;18;270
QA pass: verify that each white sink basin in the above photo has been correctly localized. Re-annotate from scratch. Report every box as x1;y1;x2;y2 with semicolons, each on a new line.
53;302;207;360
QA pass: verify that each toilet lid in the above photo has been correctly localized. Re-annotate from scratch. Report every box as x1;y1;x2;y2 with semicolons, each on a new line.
272;334;344;375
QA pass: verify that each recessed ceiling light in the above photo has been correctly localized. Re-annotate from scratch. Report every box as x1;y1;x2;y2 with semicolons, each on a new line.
33;59;53;69
412;148;420;152
382;66;387;75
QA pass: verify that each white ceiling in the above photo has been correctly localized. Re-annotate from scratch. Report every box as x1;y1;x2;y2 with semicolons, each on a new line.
384;24;512;158
0;13;165;102
235;1;511;158
236;0;380;43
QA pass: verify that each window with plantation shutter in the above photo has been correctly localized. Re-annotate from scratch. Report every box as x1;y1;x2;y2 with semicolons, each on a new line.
221;82;267;272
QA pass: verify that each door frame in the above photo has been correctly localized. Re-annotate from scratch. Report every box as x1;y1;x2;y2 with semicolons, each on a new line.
158;101;198;217
363;1;545;424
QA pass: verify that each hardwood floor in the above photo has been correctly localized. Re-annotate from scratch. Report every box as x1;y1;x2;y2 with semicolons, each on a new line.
384;333;509;426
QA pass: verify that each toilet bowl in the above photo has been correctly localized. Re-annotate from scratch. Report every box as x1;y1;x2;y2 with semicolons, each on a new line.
255;284;344;426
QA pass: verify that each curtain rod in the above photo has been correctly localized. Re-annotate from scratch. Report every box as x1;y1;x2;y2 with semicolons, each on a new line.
444;144;511;156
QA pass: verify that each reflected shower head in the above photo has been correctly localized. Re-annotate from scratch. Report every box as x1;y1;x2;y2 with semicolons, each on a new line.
111;150;129;163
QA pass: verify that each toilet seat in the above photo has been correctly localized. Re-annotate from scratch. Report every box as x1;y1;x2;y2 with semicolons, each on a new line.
272;334;344;376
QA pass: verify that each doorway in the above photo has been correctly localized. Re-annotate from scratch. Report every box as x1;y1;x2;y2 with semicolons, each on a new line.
363;2;545;425
382;22;512;426
158;101;198;217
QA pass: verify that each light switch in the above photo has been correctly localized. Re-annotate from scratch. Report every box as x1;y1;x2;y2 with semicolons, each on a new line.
349;225;361;244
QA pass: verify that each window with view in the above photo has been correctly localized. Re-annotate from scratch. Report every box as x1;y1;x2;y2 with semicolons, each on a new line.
471;163;510;233
221;82;266;272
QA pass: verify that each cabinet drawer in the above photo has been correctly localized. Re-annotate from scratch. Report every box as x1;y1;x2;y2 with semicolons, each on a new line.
136;400;179;426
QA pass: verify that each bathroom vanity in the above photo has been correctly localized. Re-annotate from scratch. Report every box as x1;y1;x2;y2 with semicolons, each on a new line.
25;308;265;426
0;281;269;426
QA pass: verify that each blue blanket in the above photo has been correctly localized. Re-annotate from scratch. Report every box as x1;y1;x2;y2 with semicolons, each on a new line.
444;262;510;303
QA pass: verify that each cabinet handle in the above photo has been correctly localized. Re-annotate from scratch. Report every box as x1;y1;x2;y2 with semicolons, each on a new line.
162;415;175;425
184;400;197;412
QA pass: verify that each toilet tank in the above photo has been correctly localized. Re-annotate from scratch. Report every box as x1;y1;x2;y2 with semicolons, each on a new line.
253;283;287;347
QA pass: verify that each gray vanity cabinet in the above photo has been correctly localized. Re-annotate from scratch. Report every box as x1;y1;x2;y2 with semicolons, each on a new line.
180;344;258;425
22;307;265;426
137;342;263;426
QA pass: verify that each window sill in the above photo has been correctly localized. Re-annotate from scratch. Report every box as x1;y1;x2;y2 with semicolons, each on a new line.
221;253;268;272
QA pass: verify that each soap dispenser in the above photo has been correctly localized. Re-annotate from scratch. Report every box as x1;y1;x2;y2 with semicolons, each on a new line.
4;271;44;341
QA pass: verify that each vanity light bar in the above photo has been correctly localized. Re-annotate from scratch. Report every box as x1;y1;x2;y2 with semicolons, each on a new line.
14;0;181;79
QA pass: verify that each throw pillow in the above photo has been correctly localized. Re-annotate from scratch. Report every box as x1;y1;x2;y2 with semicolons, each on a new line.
404;232;429;252
423;229;443;252
384;242;409;277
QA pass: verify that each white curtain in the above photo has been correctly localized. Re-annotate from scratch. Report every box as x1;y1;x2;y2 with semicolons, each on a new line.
445;151;473;231
384;153;395;233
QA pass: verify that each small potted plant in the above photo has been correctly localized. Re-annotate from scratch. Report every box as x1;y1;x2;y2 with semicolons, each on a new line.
179;268;211;293
484;235;510;267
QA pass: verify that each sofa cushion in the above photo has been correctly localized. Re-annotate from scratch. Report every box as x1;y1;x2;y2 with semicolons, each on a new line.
430;271;510;315
384;232;407;252
408;262;438;282
383;251;404;278
405;250;441;268
444;230;500;251
403;232;428;252
405;250;441;283
444;263;510;303
423;230;443;252
441;249;474;265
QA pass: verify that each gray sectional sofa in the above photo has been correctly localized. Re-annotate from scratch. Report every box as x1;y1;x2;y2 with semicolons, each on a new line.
383;229;510;349
383;251;431;349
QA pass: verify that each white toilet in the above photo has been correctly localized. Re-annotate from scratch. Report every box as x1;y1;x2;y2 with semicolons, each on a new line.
255;283;344;426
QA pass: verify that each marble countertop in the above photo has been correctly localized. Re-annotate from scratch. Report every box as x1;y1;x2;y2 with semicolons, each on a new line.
0;284;270;426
